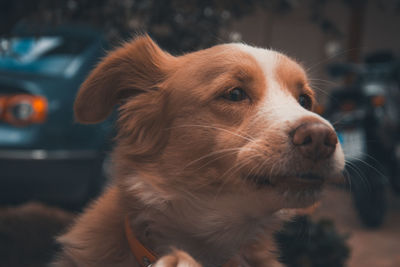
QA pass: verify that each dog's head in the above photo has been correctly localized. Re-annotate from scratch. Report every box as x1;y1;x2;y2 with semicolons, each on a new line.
75;36;344;210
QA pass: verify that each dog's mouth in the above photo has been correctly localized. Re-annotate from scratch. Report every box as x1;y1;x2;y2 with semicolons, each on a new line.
245;172;325;189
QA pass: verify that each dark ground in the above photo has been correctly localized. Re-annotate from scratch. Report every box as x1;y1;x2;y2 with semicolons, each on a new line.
313;186;400;267
0;187;399;267
0;202;74;267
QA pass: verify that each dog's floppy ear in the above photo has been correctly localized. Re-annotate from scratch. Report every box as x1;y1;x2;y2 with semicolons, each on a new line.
74;35;173;124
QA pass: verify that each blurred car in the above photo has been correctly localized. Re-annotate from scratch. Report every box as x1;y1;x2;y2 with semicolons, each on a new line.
0;25;113;209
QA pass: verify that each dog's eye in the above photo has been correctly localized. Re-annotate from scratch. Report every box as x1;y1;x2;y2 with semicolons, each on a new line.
298;94;312;110
222;88;248;102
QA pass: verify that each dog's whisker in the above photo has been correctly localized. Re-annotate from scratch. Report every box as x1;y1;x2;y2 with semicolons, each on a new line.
345;161;368;191
221;154;260;183
245;155;273;182
213;157;254;195
309;86;333;98
308;78;338;85
212;154;261;200
195;148;258;174
185;149;260;191
353;152;382;166
183;147;248;170
342;167;352;192
168;124;256;143
345;160;371;192
305;47;363;73
346;156;385;178
213;155;256;192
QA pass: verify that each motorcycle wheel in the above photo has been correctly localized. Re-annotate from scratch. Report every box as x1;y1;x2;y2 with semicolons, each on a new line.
347;160;387;228
392;167;400;194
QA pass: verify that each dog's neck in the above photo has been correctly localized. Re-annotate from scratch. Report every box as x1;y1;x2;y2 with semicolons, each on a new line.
122;183;284;267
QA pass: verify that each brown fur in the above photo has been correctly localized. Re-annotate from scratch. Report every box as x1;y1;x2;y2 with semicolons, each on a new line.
53;36;343;267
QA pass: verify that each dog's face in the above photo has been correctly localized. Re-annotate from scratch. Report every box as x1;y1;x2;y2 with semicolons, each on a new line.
75;36;344;211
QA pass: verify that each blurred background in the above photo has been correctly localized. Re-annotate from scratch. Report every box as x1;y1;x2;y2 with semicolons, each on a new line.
0;0;399;266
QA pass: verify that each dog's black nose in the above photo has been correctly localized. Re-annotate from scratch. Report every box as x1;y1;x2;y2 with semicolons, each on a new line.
291;122;337;160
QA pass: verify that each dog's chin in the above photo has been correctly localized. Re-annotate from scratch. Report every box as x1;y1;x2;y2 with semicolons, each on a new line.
246;172;324;189
244;172;327;206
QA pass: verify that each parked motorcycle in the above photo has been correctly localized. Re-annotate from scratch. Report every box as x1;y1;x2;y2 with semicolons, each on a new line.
325;51;400;228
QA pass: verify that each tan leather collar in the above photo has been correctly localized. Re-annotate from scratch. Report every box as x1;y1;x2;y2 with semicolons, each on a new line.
124;216;237;267
125;216;157;267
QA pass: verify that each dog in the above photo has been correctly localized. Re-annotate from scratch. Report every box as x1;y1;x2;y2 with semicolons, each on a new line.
52;35;345;267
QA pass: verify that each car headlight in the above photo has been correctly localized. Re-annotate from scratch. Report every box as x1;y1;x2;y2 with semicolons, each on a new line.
0;96;5;118
0;94;48;126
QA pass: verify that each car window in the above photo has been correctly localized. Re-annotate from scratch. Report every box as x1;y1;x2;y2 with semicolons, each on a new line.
0;36;91;77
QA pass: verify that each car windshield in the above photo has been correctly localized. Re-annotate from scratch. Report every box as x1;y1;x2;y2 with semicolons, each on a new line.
0;36;90;77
